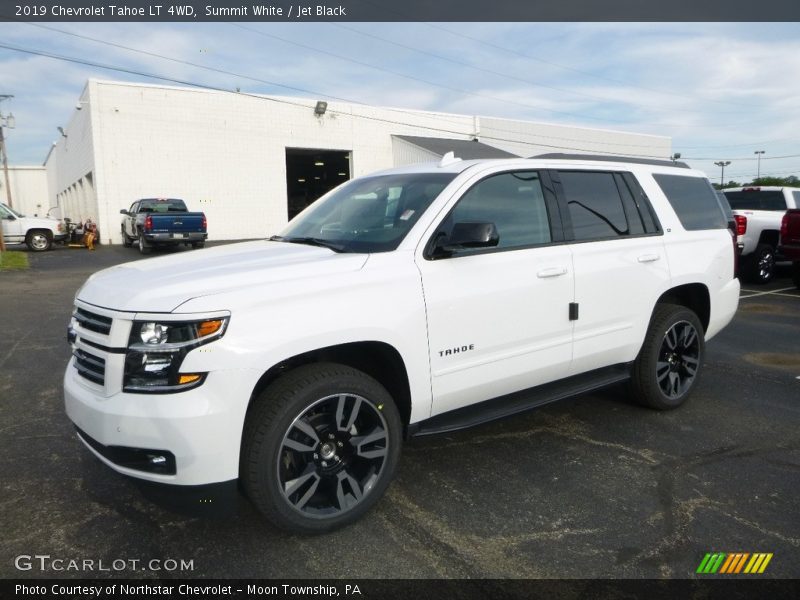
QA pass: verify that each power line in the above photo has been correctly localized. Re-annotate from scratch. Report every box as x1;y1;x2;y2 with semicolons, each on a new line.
347;0;756;110
229;23;653;126
329;22;749;119
0;41;668;159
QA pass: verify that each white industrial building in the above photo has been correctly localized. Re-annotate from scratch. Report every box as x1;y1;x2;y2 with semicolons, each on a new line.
0;165;49;217
44;79;672;245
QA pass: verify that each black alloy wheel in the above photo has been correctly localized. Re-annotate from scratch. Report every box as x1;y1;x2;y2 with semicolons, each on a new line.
656;320;700;400
630;303;705;410
242;363;401;533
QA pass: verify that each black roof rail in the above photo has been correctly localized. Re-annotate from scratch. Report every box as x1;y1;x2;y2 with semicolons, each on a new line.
531;153;690;169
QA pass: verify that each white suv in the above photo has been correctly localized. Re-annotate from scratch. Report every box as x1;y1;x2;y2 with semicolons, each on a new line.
64;154;739;533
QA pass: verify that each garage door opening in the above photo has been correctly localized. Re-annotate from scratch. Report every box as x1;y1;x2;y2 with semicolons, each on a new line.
285;148;351;220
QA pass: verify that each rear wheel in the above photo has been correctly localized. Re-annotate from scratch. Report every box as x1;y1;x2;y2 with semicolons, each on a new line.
138;233;152;255
743;243;776;284
242;363;401;534
630;304;705;410
26;230;52;252
191;241;205;249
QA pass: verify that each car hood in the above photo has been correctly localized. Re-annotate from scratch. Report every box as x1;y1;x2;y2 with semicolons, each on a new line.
77;240;369;313
20;215;62;230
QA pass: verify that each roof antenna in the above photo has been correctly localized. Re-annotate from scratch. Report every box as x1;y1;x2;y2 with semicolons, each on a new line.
438;151;461;168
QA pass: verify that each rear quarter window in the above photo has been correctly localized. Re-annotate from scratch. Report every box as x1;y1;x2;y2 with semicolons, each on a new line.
653;174;727;231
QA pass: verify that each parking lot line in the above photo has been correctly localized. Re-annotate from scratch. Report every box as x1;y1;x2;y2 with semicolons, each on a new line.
739;287;797;299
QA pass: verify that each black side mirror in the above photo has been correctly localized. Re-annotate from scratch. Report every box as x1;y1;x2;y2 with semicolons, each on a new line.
433;221;499;256
119;209;128;215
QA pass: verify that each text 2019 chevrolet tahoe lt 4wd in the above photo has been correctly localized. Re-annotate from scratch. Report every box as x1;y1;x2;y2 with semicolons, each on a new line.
65;154;739;533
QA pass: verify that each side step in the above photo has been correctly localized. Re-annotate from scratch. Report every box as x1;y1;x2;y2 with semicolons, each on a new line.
408;363;631;438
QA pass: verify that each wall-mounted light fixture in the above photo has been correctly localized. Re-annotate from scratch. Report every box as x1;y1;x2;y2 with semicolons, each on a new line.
314;101;328;117
57;126;67;138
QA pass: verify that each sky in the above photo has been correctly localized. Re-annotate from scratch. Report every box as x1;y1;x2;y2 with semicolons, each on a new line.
1;21;799;184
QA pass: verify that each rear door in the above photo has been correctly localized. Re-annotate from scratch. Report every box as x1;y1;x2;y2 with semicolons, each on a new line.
416;169;575;416
551;169;670;375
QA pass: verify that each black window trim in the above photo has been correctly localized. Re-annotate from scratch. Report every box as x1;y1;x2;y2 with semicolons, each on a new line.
551;169;664;244
423;169;567;261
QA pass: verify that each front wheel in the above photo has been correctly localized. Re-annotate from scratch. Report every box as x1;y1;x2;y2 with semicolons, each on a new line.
122;227;133;247
630;304;705;410
241;363;402;534
26;230;52;252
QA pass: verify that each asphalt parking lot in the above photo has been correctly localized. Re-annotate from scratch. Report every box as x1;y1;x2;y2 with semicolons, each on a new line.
1;243;798;579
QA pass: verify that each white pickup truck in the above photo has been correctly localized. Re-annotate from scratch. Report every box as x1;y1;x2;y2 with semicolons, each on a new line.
1;202;67;251
722;186;800;283
65;155;739;533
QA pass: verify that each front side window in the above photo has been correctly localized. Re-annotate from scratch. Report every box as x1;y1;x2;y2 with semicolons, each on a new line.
438;171;552;253
0;203;22;219
279;173;455;253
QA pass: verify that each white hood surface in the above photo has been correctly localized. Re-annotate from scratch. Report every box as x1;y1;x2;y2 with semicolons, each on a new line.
77;241;369;313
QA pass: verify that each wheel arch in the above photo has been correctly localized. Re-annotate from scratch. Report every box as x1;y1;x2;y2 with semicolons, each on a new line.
247;341;413;428
757;229;779;248
655;283;710;333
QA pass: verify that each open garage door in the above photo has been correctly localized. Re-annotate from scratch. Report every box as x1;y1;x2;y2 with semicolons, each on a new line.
285;148;351;220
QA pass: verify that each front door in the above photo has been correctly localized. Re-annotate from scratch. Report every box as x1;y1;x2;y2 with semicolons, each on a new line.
415;170;574;417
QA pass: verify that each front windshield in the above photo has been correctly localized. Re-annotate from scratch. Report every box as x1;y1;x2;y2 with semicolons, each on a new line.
278;172;456;253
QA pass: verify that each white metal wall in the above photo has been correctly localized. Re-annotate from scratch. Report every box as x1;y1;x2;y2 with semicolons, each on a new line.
479;116;672;160
1;166;49;217
45;79;672;245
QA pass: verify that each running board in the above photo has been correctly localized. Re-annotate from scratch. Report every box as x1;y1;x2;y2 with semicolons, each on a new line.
408;363;632;438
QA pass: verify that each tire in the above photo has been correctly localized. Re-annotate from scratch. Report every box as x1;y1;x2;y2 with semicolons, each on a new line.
629;304;705;411
122;227;133;247
792;262;800;290
191;241;205;249
137;232;152;255
25;230;52;252
743;243;776;284
241;363;402;534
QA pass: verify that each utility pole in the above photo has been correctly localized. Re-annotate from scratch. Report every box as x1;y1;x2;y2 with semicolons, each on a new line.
0;94;14;253
714;161;731;187
754;150;765;181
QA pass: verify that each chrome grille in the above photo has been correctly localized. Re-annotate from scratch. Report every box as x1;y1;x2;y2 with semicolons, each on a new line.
74;308;112;335
73;348;106;385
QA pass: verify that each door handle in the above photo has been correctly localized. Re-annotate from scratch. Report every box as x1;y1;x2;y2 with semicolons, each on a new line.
637;254;660;263
537;266;568;278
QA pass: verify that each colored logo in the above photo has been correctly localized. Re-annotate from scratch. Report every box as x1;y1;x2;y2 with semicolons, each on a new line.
697;552;773;574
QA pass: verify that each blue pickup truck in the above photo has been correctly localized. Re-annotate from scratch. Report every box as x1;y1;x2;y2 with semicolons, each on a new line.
120;198;207;254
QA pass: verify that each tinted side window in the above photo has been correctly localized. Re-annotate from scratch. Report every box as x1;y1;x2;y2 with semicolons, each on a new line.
447;171;551;251
559;171;631;241
653;174;727;230
793;191;800;207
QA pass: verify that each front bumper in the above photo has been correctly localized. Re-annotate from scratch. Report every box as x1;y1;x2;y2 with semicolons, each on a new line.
64;361;259;486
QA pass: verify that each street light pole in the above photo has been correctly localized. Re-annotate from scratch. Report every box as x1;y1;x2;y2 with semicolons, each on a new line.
714;160;731;187
0;94;14;253
754;150;765;181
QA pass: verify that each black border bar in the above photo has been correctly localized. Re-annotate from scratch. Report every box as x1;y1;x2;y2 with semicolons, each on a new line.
1;0;799;22
3;579;800;599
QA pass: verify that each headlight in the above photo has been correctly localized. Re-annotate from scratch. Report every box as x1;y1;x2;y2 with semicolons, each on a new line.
123;317;228;393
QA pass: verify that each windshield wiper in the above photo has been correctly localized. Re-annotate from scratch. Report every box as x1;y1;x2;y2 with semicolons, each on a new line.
269;235;347;253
